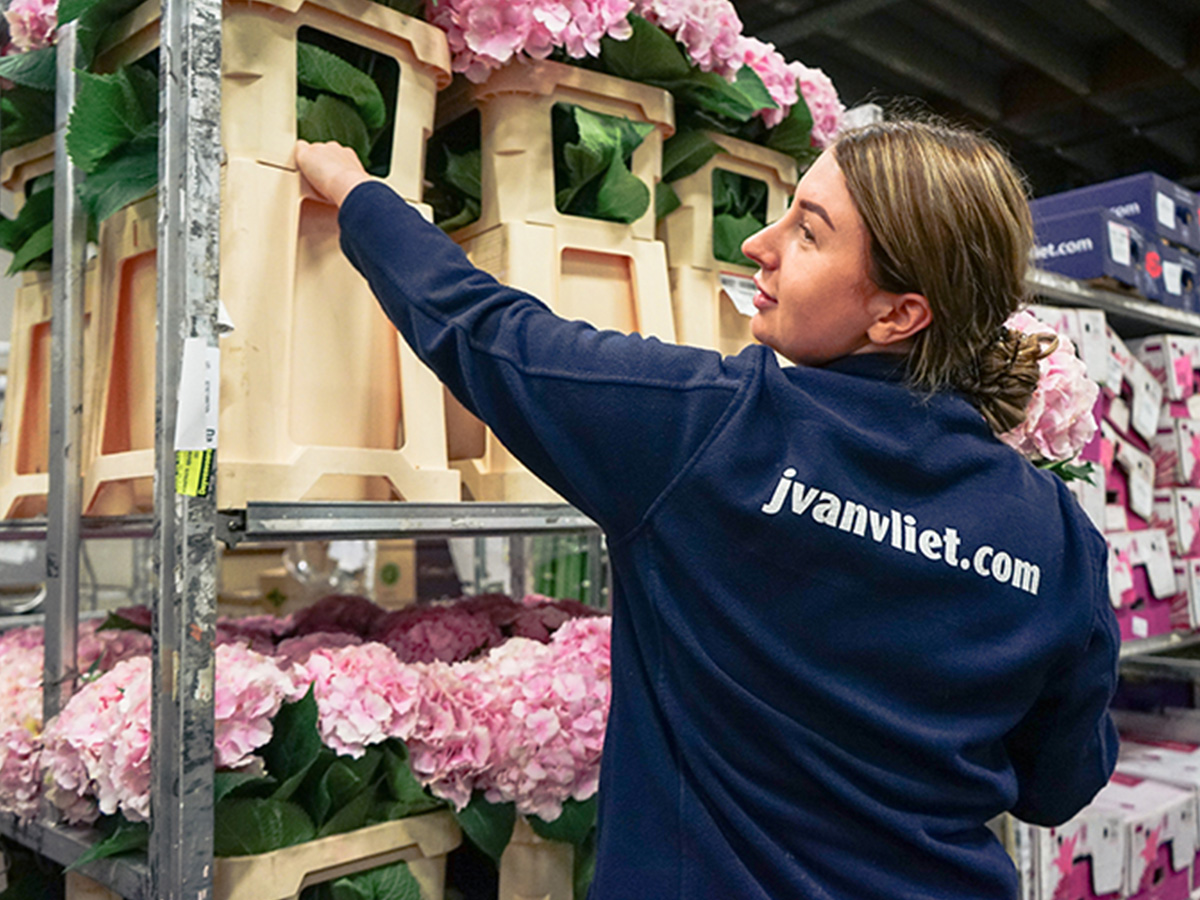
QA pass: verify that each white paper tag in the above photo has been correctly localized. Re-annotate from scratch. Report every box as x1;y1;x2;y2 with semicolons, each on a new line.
1108;535;1136;604
1130;465;1155;521
1106;503;1129;533
1165;260;1184;295
1108;221;1132;265
1187;394;1200;419
173;337;219;451
1108;396;1132;435
1108;329;1132;390
1158;192;1176;229
217;300;235;334
1132;616;1149;638
1142;530;1178;597
1076;310;1110;387
1131;361;1165;442
718;272;758;317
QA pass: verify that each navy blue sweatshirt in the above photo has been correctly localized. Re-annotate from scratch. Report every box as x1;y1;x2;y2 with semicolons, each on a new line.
338;182;1120;900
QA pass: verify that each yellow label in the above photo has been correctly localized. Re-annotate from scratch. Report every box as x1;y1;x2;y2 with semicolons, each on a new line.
175;450;213;497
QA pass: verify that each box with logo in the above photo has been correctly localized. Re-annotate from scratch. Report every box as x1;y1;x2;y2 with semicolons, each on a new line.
1151;489;1200;557
1026;305;1111;390
1032;208;1158;299
1172;558;1200;631
1102;421;1156;530
1156;244;1198;312
1127;335;1200;402
1106;529;1177;640
1031;172;1200;253
1103;330;1165;447
1032;805;1125;900
1088;773;1195;900
1150;418;1200;488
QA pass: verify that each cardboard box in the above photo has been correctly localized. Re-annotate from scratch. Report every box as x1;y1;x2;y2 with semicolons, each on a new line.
1150;489;1200;557
1150;419;1200;488
1033;806;1125;900
1106;530;1177;640
1031;172;1200;252
1032;209;1161;300
1127;335;1200;403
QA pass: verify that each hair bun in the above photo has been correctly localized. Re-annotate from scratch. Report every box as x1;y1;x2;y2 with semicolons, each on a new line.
962;328;1057;435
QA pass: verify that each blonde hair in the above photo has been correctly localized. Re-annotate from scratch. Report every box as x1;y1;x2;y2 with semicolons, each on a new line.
833;118;1053;433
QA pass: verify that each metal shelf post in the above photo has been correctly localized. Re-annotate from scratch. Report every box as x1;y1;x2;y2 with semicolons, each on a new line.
149;0;222;891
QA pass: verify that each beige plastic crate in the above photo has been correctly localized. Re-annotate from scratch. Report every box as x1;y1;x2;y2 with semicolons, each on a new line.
0;268;99;518
81;160;459;514
657;133;796;355
435;58;674;243
93;0;450;204
0;135;54;199
447;218;675;501
497;815;574;900
63;810;460;900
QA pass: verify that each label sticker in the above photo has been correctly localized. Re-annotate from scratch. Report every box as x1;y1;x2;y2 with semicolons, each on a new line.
1132;615;1149;639
1158;192;1176;229
1165;260;1184;295
174;337;219;452
1108;221;1132;266
719;272;758;317
174;450;213;497
1130;361;1165;442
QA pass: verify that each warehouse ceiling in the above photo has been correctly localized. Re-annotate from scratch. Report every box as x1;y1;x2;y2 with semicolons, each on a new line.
733;0;1200;198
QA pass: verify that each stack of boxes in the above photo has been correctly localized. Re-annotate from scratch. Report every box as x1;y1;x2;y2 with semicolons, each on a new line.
1031;173;1200;312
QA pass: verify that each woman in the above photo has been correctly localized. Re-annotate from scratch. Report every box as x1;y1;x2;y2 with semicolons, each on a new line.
296;118;1118;899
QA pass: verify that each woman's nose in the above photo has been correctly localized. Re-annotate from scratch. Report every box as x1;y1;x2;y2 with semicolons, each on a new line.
742;221;776;270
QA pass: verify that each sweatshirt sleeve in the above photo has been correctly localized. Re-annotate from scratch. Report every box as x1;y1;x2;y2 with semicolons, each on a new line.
1005;586;1120;826
337;181;747;538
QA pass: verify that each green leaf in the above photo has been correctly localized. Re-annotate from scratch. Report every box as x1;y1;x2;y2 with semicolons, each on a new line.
297;94;372;167
598;14;691;82
316;784;375;838
329;860;422;900
574;828;598;900
66;816;148;870
454;793;515;863
7;220;53;275
764;92;818;169
731;65;777;115
1037;458;1097;484
655;181;681;220
528;796;597;846
96;610;152;634
77;139;159;223
656;69;768;124
380;740;444;816
594;151;650;224
442;146;481;201
66;66;158;174
297;42;386;131
712;169;767;220
214;797;317;857
661;130;723;183
0;47;57;91
436;196;480;233
712;212;761;267
369;0;424;14
314;750;382;827
262;686;323;801
70;0;151;66
0;184;54;254
1;88;57;149
215;770;276;805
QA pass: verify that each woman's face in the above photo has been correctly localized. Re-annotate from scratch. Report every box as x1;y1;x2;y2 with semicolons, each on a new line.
742;150;895;366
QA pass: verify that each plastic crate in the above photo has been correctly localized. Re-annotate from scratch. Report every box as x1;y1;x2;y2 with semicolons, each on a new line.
435;58;674;243
0;135;54;198
0;269;100;518
93;0;450;204
82;160;459;514
657;133;795;355
497;816;573;900
446;217;675;501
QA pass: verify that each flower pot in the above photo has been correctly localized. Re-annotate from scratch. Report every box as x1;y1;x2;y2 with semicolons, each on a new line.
92;0;450;205
435;60;678;500
81;162;459;514
657;132;796;356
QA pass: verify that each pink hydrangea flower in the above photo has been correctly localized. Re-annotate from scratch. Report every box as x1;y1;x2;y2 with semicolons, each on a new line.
77;619;152;673
214;642;297;770
374;604;504;664
216;613;293;654
5;0;56;52
273;630;363;668
0;723;43;822
634;0;742;74
793;62;844;149
997;310;1100;462
41;657;152;823
292;642;422;758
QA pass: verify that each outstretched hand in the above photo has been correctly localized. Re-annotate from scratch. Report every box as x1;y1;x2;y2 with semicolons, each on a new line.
295;140;373;207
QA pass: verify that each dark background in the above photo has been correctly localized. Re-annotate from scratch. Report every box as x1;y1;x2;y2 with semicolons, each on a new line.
732;0;1200;198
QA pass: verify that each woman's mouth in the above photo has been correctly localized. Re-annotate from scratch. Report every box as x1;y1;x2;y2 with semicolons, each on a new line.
753;288;777;310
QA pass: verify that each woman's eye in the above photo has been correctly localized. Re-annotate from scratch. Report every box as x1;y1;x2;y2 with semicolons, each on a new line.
800;222;815;242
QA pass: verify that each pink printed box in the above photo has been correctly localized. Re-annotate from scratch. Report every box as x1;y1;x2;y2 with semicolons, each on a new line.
1106;530;1178;640
1117;737;1200;895
1150;489;1200;557
1150;418;1200;488
1128;335;1200;403
1034;805;1125;900
1089;772;1195;900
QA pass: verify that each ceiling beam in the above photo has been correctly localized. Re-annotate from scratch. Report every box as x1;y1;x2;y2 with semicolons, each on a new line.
757;0;903;47
824;16;1003;119
918;0;1091;95
1081;0;1188;70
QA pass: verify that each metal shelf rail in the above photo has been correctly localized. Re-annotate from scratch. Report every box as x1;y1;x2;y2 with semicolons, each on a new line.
1027;268;1200;338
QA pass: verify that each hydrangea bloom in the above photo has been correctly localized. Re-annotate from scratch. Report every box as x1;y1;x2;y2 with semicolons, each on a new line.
997;310;1100;462
216;613;293;654
274;630;363;668
290;594;386;638
5;0;56;52
793;63;844;149
42;657;152;823
214;642;297;769
426;0;635;82
293;642;422;758
77;619;152;673
375;604;504;664
633;0;742;74
0;723;43;821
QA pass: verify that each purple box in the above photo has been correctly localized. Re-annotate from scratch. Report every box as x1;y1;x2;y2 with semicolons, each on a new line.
1033;208;1160;300
1031;172;1200;252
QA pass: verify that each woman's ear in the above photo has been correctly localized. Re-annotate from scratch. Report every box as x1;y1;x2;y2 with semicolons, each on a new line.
866;291;931;347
